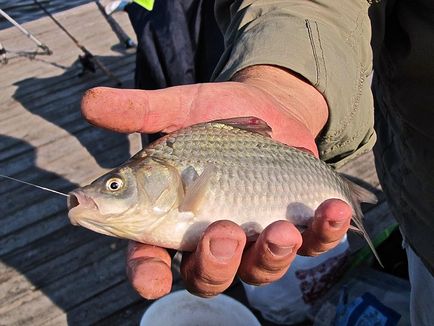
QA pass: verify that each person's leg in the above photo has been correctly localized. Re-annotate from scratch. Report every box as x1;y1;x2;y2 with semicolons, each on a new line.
405;243;434;325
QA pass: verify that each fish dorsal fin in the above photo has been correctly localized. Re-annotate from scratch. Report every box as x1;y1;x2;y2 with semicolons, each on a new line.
179;164;216;214
144;160;184;216
211;116;272;137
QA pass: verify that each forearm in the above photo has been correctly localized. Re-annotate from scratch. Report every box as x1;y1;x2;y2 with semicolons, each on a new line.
214;0;376;166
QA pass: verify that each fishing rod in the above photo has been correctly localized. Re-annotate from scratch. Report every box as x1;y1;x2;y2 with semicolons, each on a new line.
0;8;52;59
33;0;122;86
94;0;136;49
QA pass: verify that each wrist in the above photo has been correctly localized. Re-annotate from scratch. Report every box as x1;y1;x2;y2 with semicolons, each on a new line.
231;65;328;138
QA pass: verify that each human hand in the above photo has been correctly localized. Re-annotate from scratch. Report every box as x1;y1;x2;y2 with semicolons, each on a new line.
81;65;353;299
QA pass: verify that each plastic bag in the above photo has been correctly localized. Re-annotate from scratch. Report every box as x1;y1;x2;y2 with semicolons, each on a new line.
242;237;350;324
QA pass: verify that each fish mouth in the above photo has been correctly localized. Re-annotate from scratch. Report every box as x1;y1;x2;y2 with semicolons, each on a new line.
67;190;99;225
67;190;137;240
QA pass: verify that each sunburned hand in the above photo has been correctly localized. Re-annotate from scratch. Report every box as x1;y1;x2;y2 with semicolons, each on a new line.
81;65;353;299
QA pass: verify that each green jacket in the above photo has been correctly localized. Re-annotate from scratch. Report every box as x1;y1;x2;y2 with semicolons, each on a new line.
213;0;434;274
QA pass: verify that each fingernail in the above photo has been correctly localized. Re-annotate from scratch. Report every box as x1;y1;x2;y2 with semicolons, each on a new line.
329;220;345;228
267;242;294;256
209;238;239;260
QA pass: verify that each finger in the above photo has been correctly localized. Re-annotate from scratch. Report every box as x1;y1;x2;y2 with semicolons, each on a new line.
298;199;352;256
80;84;256;134
81;86;190;133
126;241;173;299
238;220;302;285
180;220;246;297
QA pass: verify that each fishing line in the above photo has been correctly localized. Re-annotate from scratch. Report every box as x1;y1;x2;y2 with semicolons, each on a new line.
0;174;69;197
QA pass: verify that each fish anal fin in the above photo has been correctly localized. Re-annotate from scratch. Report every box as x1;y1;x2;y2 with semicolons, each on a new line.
350;212;384;267
179;164;215;214
341;176;382;266
348;199;384;267
349;224;364;235
211;116;272;138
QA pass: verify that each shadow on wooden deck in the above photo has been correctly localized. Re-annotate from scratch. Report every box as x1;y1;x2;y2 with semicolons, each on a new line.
1;57;151;325
11;55;132;168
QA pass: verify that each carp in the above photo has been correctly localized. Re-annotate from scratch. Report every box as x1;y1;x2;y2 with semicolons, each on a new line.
67;117;380;262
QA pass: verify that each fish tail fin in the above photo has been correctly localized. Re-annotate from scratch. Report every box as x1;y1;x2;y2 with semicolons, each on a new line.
344;178;384;268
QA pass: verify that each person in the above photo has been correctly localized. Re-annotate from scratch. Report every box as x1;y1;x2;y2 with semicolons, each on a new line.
81;1;433;324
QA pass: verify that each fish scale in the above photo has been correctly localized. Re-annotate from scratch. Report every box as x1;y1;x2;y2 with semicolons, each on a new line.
145;124;350;227
67;118;381;264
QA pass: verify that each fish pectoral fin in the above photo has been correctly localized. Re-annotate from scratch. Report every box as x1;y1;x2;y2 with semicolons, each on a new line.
211;116;272;138
179;164;215;214
181;166;200;190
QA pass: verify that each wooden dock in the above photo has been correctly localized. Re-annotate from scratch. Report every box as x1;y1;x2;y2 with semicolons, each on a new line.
0;3;149;325
0;3;409;325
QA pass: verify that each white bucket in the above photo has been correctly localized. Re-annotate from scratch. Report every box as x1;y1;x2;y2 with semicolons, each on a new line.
140;290;261;326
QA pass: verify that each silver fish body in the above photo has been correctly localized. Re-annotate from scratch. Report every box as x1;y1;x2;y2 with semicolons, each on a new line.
68;118;378;260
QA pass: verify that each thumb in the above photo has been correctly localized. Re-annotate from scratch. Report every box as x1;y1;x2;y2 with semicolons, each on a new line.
81;86;193;133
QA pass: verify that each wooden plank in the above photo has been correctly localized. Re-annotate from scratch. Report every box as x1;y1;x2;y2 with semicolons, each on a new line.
0;50;130;97
0;143;132;241
0;59;135;124
0;249;127;325
0;21;134;114
0;2;134;45
0;236;126;307
0;3;140;325
93;301;150;326
0;69;134;135
0;0;94;33
0;227;96;283
0;6;116;49
0;50;135;110
93;278;187;325
0;3;135;68
0;210;70;257
3;124;138;171
0;130;124;183
0;113;140;188
45;281;145;326
0;47;133;98
0;130;141;195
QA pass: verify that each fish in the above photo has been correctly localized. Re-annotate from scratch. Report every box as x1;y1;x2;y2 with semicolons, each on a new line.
67;117;381;263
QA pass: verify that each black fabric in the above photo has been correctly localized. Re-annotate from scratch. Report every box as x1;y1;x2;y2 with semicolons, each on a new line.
126;0;224;90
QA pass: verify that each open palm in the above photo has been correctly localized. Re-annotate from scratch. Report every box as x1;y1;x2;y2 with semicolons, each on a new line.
81;65;352;299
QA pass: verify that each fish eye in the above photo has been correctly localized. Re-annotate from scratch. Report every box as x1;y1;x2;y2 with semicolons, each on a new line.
106;177;124;191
